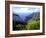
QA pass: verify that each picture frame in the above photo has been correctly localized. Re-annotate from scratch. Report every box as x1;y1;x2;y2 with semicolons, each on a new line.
5;1;45;37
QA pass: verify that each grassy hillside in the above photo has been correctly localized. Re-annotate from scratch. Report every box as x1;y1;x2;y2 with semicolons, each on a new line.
26;19;40;30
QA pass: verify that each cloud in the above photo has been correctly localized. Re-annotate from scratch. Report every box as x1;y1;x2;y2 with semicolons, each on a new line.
13;7;40;14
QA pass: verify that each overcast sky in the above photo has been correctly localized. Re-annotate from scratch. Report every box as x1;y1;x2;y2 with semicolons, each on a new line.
13;7;40;14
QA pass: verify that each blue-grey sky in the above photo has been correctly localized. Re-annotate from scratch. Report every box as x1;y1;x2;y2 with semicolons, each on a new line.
12;7;40;14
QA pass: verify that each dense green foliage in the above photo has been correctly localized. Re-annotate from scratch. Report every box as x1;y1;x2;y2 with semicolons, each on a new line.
26;20;40;30
13;19;40;30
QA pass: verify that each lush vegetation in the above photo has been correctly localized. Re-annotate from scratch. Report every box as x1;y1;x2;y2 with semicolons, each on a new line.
13;12;40;31
26;20;40;30
13;18;40;31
